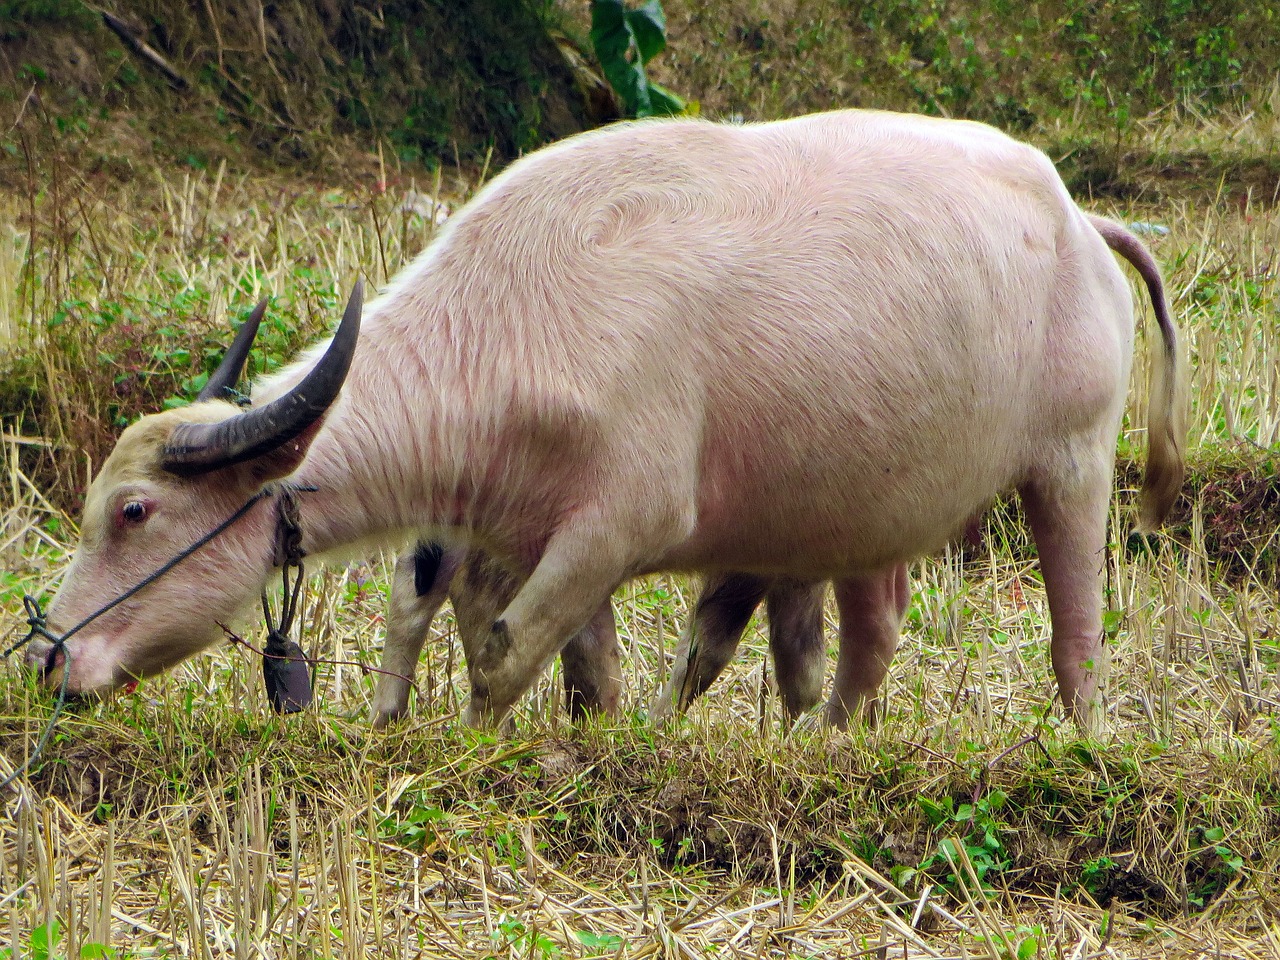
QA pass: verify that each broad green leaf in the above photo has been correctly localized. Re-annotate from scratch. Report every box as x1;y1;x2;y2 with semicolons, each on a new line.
590;1;632;68
30;922;62;960
591;0;682;118
577;930;624;952
591;1;652;117
627;0;668;63
646;81;686;116
917;796;946;825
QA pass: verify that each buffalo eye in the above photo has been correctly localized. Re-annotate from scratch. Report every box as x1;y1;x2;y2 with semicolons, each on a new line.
121;500;148;524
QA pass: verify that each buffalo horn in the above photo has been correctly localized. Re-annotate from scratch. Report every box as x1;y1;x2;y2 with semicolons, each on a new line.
196;297;268;402
161;282;363;477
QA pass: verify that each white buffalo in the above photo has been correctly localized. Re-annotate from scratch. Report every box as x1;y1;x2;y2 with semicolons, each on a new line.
33;109;1185;731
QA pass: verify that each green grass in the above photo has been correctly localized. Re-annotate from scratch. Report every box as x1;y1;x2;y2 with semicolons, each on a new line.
643;0;1280;169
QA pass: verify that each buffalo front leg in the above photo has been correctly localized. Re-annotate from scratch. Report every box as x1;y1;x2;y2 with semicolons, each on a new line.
371;542;464;728
1020;464;1110;731
449;552;523;731
765;579;828;719
453;552;622;719
826;564;910;729
464;512;663;728
651;573;770;722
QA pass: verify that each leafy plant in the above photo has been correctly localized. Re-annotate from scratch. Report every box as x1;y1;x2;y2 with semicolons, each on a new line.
378;800;448;851
0;921;116;959
576;930;624;955
1188;824;1246;907
1010;925;1045;959
898;791;1013;896
590;0;686;117
1079;855;1117;898
495;915;563;959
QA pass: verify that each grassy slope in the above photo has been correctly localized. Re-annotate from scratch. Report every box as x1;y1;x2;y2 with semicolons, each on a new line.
0;0;596;176
643;0;1280;200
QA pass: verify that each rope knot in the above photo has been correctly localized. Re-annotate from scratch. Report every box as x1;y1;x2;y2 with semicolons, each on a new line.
272;486;307;569
3;594;61;660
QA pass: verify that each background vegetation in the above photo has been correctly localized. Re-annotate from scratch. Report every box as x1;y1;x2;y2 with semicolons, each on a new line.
2;1;1279;957
656;0;1278;126
0;0;601;169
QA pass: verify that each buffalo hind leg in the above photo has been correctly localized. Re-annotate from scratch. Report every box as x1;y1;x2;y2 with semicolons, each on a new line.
1020;463;1110;730
765;579;828;719
371;543;464;728
826;564;910;728
651;573;770;722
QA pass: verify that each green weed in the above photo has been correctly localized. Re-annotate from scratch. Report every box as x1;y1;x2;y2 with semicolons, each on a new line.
590;0;687;117
904;790;1014;897
0;921;115;960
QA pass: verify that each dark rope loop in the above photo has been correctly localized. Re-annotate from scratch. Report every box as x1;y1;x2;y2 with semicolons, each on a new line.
0;595;71;793
3;595;60;658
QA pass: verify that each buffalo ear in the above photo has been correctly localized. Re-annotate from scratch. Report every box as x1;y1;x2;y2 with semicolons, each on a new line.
242;417;327;484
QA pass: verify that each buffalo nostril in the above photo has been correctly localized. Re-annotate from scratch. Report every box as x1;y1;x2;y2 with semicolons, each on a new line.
41;644;66;679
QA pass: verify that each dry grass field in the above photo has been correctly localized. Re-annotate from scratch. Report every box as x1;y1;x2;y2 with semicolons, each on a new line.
2;103;1280;958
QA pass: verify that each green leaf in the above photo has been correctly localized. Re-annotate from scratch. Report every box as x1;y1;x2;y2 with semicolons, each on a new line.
1222;854;1244;873
591;1;652;118
591;1;633;70
626;0;668;63
610;60;652;117
591;0;682;118
576;930;624;952
646;81;686;116
918;796;947;825
30;921;62;960
1102;608;1124;637
1202;826;1226;843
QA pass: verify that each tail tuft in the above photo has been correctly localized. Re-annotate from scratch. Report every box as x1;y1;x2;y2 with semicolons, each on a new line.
1085;214;1187;531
